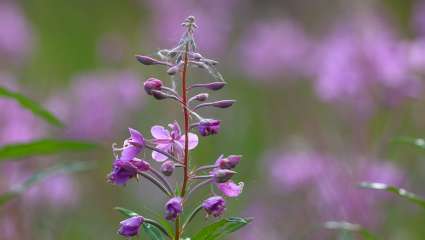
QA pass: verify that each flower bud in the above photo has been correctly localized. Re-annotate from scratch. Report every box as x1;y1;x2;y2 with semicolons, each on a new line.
160;160;175;176
144;78;163;95
131;158;151;172
167;62;183;75
151;90;168;100
164;197;183;221
216;155;241;169
118;215;144;237
212;169;236;183
191;93;208;102
191;52;203;61
136;55;163;65
198;119;221;136
212;100;236;108
202;196;226;217
191;82;226;91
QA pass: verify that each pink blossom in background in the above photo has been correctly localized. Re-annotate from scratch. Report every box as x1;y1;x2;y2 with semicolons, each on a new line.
0;1;33;65
313;15;420;111
47;70;144;140
238;19;312;81
145;0;239;56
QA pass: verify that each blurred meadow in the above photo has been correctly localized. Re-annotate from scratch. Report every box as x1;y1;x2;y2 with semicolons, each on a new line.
2;0;425;239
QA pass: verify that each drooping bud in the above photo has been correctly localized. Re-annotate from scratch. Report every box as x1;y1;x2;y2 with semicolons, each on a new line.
164;197;183;221
198;119;221;136
212;169;236;183
144;78;163;95
190;82;226;91
151;90;169;100
216;155;241;169
191;52;203;61
118;215;144;237
136;55;168;66
202;196;226;217
211;100;236;108
160;160;175;176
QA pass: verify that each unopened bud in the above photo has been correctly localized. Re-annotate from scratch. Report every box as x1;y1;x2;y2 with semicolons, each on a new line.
213;169;236;183
161;161;175;176
212;100;236;108
193;93;209;102
191;52;203;61
136;55;163;65
167;62;183;75
190;82;226;91
144;78;163;95
216;155;241;169
151;90;168;100
198;119;221;136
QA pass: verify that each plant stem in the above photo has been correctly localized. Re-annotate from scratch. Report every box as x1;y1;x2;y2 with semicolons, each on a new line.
175;42;190;240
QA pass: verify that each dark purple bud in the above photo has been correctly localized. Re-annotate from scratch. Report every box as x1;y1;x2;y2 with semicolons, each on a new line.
136;55;163;65
212;100;236;108
118;215;144;237
164;197;183;221
216;155;242;169
198;119;221;136
190;82;226;91
212;169;236;183
160;160;175;176
202;196;226;217
144;78;163;95
151;90;168;100
191;93;209;102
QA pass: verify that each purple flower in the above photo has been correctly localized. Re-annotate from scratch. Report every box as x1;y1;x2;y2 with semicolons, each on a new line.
144;78;163;95
118;215;144;237
160;160;175;176
202;196;226;217
108;158;150;186
151;121;198;162
164;197;183;221
216;155;241;169
120;128;145;161
198;119;220;136
217;180;244;197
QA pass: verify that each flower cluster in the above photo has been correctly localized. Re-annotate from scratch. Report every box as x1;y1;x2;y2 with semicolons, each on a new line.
108;16;244;239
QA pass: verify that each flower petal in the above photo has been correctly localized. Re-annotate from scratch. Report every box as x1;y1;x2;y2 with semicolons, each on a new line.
217;181;244;197
151;125;170;139
152;144;171;162
178;132;199;150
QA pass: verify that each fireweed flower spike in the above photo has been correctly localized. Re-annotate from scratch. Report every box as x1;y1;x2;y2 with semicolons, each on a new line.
109;16;248;239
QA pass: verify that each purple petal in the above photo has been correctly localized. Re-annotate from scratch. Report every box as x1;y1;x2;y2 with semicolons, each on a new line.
129;128;144;145
152;144;171;162
151;125;170;139
178;133;199;150
120;145;141;161
217;180;244;197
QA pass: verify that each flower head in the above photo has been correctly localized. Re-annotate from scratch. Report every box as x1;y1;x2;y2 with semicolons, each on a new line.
151;121;198;161
118;215;144;237
202;196;226;217
216;155;241;169
164;197;183;221
120;128;144;161
198;119;221;136
108;158;150;185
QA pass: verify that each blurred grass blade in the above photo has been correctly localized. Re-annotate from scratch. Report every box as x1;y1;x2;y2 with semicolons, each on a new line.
114;207;139;217
0;139;97;161
191;217;253;240
0;161;93;207
142;223;165;240
0;86;64;127
359;182;425;209
324;221;378;240
391;137;425;150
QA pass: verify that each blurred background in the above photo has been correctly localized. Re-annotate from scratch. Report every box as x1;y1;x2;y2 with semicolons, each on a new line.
1;0;425;239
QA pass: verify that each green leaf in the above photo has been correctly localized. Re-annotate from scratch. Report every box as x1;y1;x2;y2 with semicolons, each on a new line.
0;161;92;207
0;139;97;161
359;182;425;209
143;223;165;240
391;137;425;150
115;207;139;217
324;221;379;240
191;217;253;240
0;86;64;127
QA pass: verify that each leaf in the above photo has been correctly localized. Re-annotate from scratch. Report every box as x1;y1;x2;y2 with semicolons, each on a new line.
0;161;93;207
143;223;165;240
191;217;253;240
359;182;425;209
115;207;139;217
324;221;379;240
0;139;97;161
0;86;64;127
391;137;425;150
